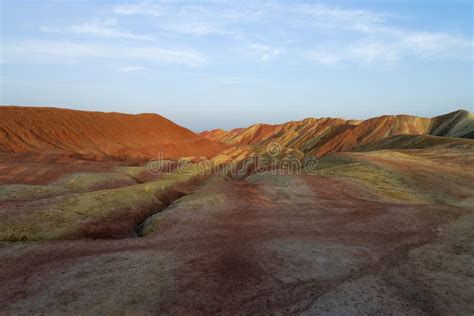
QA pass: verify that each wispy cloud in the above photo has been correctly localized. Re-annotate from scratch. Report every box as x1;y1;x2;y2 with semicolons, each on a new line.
5;2;472;70
125;3;244;37
40;18;155;41
309;30;472;66
113;2;163;17
107;2;471;66
163;21;231;36
308;49;344;66
301;4;472;66
117;65;145;72
2;40;206;67
293;3;386;24
248;43;281;62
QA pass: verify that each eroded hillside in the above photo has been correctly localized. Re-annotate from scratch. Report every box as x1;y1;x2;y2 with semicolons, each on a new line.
0;133;473;314
0;107;473;314
0;106;225;160
202;110;474;156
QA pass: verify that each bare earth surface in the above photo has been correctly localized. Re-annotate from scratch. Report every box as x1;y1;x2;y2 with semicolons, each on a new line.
0;107;473;314
0;106;225;160
201;109;474;157
1;150;473;314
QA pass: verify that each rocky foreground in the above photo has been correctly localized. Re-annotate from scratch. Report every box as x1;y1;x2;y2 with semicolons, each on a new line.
1;134;473;314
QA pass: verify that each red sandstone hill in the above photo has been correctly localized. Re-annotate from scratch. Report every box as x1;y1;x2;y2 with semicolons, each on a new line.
201;110;473;157
0;106;225;160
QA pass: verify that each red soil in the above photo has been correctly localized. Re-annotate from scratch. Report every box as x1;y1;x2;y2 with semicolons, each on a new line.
0;152;129;184
312;115;431;156
201;110;473;156
0;106;225;161
1;171;472;314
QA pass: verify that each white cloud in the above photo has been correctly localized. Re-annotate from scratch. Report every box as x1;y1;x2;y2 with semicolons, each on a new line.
13;2;474;69
164;21;231;36
351;42;399;64
117;65;145;72
124;3;243;37
107;2;471;66
349;22;473;58
295;3;385;24
308;50;344;66
400;31;473;60
302;4;473;66
248;43;281;62
309;30;472;66
2;40;206;67
121;3;384;38
113;2;163;17
40;18;155;41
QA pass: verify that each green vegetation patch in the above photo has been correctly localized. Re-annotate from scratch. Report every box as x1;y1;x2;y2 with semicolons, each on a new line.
0;184;68;202
115;166;151;178
140;181;227;236
0;164;208;241
314;156;428;203
53;172;137;192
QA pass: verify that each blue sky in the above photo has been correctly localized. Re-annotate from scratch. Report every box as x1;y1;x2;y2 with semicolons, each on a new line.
1;0;472;131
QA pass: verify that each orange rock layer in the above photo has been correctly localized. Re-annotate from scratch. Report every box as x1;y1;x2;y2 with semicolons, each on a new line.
201;110;473;157
0;106;225;161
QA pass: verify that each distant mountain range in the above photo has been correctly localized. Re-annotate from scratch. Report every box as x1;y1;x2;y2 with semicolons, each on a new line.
1;106;472;161
201;109;474;157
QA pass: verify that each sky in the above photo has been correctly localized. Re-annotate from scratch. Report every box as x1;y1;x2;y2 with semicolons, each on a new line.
0;0;473;131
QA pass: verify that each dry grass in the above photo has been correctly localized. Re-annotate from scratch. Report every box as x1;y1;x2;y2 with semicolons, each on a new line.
0;164;208;241
0;184;68;202
314;155;428;203
53;172;137;192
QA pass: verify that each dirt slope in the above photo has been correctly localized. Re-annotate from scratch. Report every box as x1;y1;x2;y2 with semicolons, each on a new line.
430;109;474;138
0;106;225;160
0;108;473;313
201;109;473;157
353;134;474;152
202;118;355;149
1;142;473;314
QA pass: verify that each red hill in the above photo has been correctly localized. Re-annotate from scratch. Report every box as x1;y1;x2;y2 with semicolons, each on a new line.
201;110;473;157
0;106;225;160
